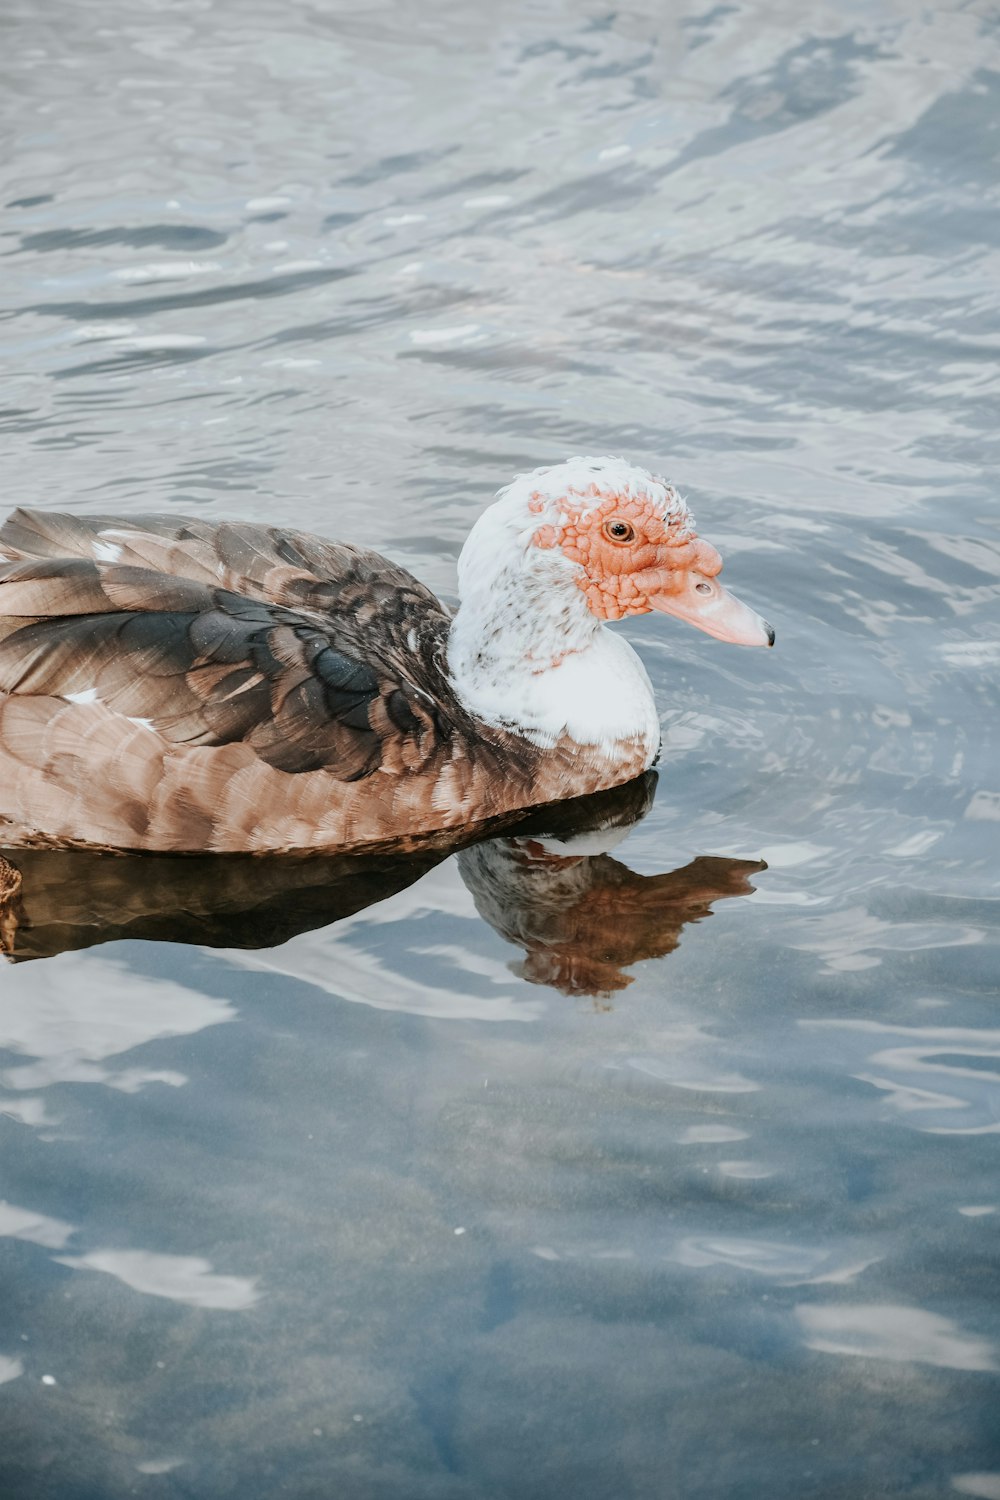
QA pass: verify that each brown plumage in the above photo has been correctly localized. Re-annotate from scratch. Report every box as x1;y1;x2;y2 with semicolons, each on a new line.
0;507;647;854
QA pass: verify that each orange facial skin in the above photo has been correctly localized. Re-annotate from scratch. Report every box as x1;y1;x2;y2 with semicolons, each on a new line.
532;490;721;621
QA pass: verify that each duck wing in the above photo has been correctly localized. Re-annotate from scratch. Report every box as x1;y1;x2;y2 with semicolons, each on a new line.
0;507;450;689
0;513;455;782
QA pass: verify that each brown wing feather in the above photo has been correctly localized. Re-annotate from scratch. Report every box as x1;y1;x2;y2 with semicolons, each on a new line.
0;515;456;783
0;508;450;678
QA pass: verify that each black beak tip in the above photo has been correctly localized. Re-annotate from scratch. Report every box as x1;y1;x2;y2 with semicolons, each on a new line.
765;622;775;648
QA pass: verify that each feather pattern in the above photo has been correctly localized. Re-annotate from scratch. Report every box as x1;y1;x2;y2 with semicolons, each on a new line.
0;506;651;853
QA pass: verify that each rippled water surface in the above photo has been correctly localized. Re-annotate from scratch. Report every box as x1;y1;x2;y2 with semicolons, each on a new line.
3;1;1000;1495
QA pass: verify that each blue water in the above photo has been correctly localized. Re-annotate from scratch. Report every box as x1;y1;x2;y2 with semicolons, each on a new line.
2;1;999;1495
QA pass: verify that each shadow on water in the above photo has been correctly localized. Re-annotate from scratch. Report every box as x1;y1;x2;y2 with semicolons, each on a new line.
0;772;763;996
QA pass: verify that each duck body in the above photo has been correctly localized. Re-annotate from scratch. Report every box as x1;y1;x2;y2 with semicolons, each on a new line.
0;458;772;855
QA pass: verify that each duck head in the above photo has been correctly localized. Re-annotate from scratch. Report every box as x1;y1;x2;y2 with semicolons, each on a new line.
449;457;773;755
485;456;773;647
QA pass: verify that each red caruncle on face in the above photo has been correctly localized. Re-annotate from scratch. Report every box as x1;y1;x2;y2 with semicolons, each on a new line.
532;490;722;622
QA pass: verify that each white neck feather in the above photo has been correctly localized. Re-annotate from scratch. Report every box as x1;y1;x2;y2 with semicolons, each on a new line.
446;476;660;762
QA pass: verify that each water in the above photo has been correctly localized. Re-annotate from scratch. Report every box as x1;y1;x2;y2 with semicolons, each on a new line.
2;0;999;1494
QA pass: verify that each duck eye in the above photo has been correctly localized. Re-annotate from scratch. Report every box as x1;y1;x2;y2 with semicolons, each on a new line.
603;520;635;543
695;580;713;595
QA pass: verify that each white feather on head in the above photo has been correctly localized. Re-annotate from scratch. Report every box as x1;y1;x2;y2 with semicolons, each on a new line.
448;457;669;760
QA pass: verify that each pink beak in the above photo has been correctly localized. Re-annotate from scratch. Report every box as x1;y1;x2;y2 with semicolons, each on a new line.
649;571;774;647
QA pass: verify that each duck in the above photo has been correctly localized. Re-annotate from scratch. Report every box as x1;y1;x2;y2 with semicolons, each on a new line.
0;457;772;855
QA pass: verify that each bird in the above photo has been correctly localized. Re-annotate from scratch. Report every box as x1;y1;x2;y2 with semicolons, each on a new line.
0;457;773;855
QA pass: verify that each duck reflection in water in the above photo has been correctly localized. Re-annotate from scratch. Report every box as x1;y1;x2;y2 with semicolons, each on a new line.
0;773;763;997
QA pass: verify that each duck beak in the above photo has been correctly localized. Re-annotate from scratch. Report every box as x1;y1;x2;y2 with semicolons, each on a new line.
649;572;774;647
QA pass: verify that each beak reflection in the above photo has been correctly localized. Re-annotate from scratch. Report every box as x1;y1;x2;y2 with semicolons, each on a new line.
460;779;764;996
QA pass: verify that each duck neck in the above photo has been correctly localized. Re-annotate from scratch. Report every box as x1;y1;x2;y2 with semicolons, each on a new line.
446;529;660;760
